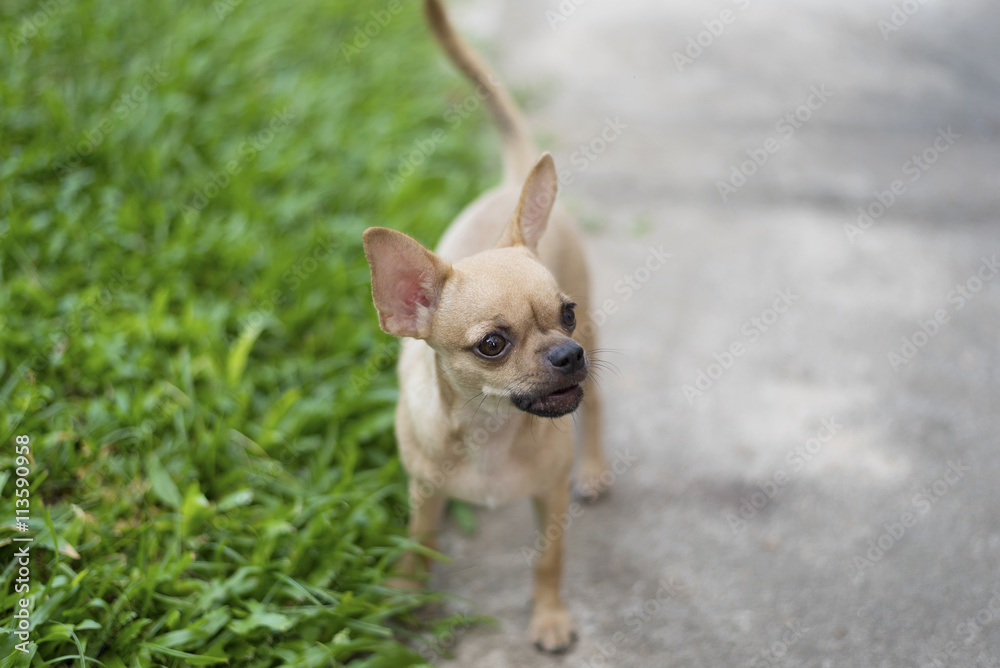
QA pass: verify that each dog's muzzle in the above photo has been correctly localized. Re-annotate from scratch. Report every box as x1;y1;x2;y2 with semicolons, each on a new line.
511;341;587;417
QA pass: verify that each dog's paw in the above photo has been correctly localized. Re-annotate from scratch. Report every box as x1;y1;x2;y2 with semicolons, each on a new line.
574;462;611;503
530;607;577;654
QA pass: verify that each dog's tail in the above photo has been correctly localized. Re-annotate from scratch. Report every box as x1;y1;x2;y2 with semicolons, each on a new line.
424;0;536;184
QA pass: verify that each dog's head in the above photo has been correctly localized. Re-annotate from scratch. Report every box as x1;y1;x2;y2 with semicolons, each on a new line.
362;153;587;417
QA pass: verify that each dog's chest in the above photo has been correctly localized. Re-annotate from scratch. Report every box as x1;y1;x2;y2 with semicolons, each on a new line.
448;461;532;509
444;421;538;508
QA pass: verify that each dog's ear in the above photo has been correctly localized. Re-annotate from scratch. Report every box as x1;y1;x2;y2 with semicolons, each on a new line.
496;152;558;252
362;227;452;339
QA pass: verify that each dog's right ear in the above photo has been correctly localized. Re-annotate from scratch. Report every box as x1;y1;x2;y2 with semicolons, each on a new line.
362;227;452;339
495;152;558;252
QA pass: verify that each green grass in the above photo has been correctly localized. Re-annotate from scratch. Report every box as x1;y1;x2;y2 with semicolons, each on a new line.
0;0;498;665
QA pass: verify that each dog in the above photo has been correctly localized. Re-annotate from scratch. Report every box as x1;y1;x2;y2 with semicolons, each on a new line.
362;0;607;653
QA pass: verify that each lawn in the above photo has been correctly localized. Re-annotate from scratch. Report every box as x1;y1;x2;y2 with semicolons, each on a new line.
0;0;498;664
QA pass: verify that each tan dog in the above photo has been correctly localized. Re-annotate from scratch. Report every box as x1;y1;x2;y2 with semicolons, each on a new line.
362;0;607;653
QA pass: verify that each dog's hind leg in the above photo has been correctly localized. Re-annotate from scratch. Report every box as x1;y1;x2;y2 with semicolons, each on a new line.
388;478;447;588
574;307;610;501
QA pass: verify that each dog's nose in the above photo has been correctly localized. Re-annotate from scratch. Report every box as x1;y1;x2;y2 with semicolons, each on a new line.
547;341;585;374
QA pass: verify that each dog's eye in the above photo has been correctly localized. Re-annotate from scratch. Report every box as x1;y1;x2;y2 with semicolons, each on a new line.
561;303;577;330
477;333;507;357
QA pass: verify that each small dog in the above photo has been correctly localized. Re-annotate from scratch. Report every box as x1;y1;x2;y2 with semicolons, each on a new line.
362;0;607;653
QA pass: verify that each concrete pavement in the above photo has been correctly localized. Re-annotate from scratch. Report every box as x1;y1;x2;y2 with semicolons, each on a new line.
424;1;1000;665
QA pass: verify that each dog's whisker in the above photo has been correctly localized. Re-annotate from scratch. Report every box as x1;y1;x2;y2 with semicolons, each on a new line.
586;347;629;362
460;391;486;411
471;392;490;423
589;362;620;379
588;358;623;380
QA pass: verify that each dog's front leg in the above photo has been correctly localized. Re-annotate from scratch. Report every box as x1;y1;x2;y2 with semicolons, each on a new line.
529;474;577;653
390;477;447;588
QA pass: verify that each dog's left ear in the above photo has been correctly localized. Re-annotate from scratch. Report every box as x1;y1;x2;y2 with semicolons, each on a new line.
496;152;558;252
363;227;452;339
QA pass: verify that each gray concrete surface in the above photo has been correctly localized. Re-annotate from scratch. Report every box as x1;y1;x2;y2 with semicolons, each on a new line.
426;1;1000;666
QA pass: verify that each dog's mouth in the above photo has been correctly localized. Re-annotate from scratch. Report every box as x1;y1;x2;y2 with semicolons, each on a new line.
511;383;584;418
